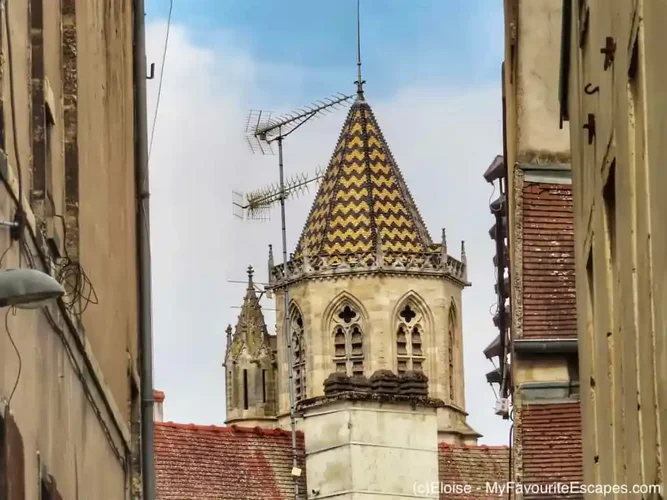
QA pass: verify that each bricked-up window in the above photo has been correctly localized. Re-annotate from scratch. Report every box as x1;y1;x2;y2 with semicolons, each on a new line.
290;308;307;401
396;303;425;374
332;304;364;376
448;305;457;401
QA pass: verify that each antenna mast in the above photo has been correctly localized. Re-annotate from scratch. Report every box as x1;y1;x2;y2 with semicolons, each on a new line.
235;93;354;500
355;0;365;99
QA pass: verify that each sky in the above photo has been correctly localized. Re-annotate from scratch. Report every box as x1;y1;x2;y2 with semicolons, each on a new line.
145;0;510;446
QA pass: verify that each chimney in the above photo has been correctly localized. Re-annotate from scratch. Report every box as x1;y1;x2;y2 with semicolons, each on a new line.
153;390;165;422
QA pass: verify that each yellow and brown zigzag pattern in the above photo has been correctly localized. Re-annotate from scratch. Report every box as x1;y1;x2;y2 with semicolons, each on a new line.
295;101;433;258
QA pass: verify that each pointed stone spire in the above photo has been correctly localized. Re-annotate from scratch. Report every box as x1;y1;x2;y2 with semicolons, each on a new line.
441;228;448;256
461;241;467;265
230;265;270;358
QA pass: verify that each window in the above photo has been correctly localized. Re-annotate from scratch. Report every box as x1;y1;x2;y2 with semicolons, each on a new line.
448;305;457;401
396;302;425;374
242;369;249;410
332;304;364;376
262;370;267;403
290;308;307;401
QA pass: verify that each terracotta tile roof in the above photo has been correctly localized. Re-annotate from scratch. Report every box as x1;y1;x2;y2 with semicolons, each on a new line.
295;99;435;259
155;422;511;499
154;422;305;499
438;443;510;499
518;402;583;499
521;182;576;339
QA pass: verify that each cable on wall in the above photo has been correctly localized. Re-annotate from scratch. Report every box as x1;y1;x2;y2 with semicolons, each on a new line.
5;307;21;407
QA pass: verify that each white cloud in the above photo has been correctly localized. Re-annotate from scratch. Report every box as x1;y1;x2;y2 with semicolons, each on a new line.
146;20;510;445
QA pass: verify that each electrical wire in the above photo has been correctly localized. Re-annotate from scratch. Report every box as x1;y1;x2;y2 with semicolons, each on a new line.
5;307;21;407
0;237;14;268
3;0;25;267
52;215;99;315
148;0;174;161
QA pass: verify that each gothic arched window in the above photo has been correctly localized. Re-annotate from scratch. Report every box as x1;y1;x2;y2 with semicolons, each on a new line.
396;302;425;374
332;304;364;376
448;305;457;401
290;307;307;401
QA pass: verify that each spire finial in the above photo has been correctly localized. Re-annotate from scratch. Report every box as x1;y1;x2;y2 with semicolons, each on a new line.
354;0;366;100
247;265;254;288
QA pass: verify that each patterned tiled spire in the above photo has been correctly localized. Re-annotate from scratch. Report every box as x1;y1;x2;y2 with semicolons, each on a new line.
294;100;435;259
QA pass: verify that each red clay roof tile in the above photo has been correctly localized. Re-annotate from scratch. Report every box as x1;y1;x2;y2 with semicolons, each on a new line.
154;422;305;499
155;422;511;499
438;443;510;499
521;182;576;339
518;402;583;499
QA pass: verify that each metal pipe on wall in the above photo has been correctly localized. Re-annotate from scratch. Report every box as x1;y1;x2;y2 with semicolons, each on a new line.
132;0;155;498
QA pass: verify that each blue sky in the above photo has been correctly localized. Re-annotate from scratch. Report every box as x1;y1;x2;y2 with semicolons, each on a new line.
145;0;503;101
146;0;511;445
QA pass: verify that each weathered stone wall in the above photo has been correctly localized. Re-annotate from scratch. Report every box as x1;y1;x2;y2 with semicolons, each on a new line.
273;273;474;440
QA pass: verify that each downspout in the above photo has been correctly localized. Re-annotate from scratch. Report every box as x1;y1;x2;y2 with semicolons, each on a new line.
132;1;155;499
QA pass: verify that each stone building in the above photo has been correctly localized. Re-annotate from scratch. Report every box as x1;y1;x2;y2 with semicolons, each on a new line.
559;0;667;494
0;1;146;499
155;86;512;498
482;0;583;493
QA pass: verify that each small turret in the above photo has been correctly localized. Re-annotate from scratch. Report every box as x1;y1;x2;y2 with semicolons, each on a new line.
224;265;278;427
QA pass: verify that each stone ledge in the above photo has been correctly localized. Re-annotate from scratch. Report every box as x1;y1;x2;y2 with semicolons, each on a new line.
297;391;446;412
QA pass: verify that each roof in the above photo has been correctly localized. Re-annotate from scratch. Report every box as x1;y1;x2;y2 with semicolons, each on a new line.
154;422;306;500
295;99;435;259
518;401;582;495
521;181;576;339
155;422;510;499
439;443;509;499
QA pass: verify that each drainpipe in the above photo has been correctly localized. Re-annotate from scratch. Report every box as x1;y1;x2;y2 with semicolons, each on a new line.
132;1;155;499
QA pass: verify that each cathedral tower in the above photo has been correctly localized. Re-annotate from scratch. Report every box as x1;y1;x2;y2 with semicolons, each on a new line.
224;266;278;426
268;93;479;443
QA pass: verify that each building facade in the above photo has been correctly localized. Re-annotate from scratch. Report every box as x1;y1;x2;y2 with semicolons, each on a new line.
483;0;583;493
560;0;667;494
0;1;143;498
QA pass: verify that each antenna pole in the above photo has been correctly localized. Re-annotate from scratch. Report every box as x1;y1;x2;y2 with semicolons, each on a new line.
355;0;365;99
279;135;299;499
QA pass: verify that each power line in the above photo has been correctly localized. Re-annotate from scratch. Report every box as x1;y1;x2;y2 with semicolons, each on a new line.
148;0;174;161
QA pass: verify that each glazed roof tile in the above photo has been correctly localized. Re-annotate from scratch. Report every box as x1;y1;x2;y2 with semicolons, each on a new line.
295;99;435;259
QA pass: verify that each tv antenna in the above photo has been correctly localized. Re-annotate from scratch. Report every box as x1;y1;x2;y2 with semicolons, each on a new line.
232;165;326;221
234;92;354;500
